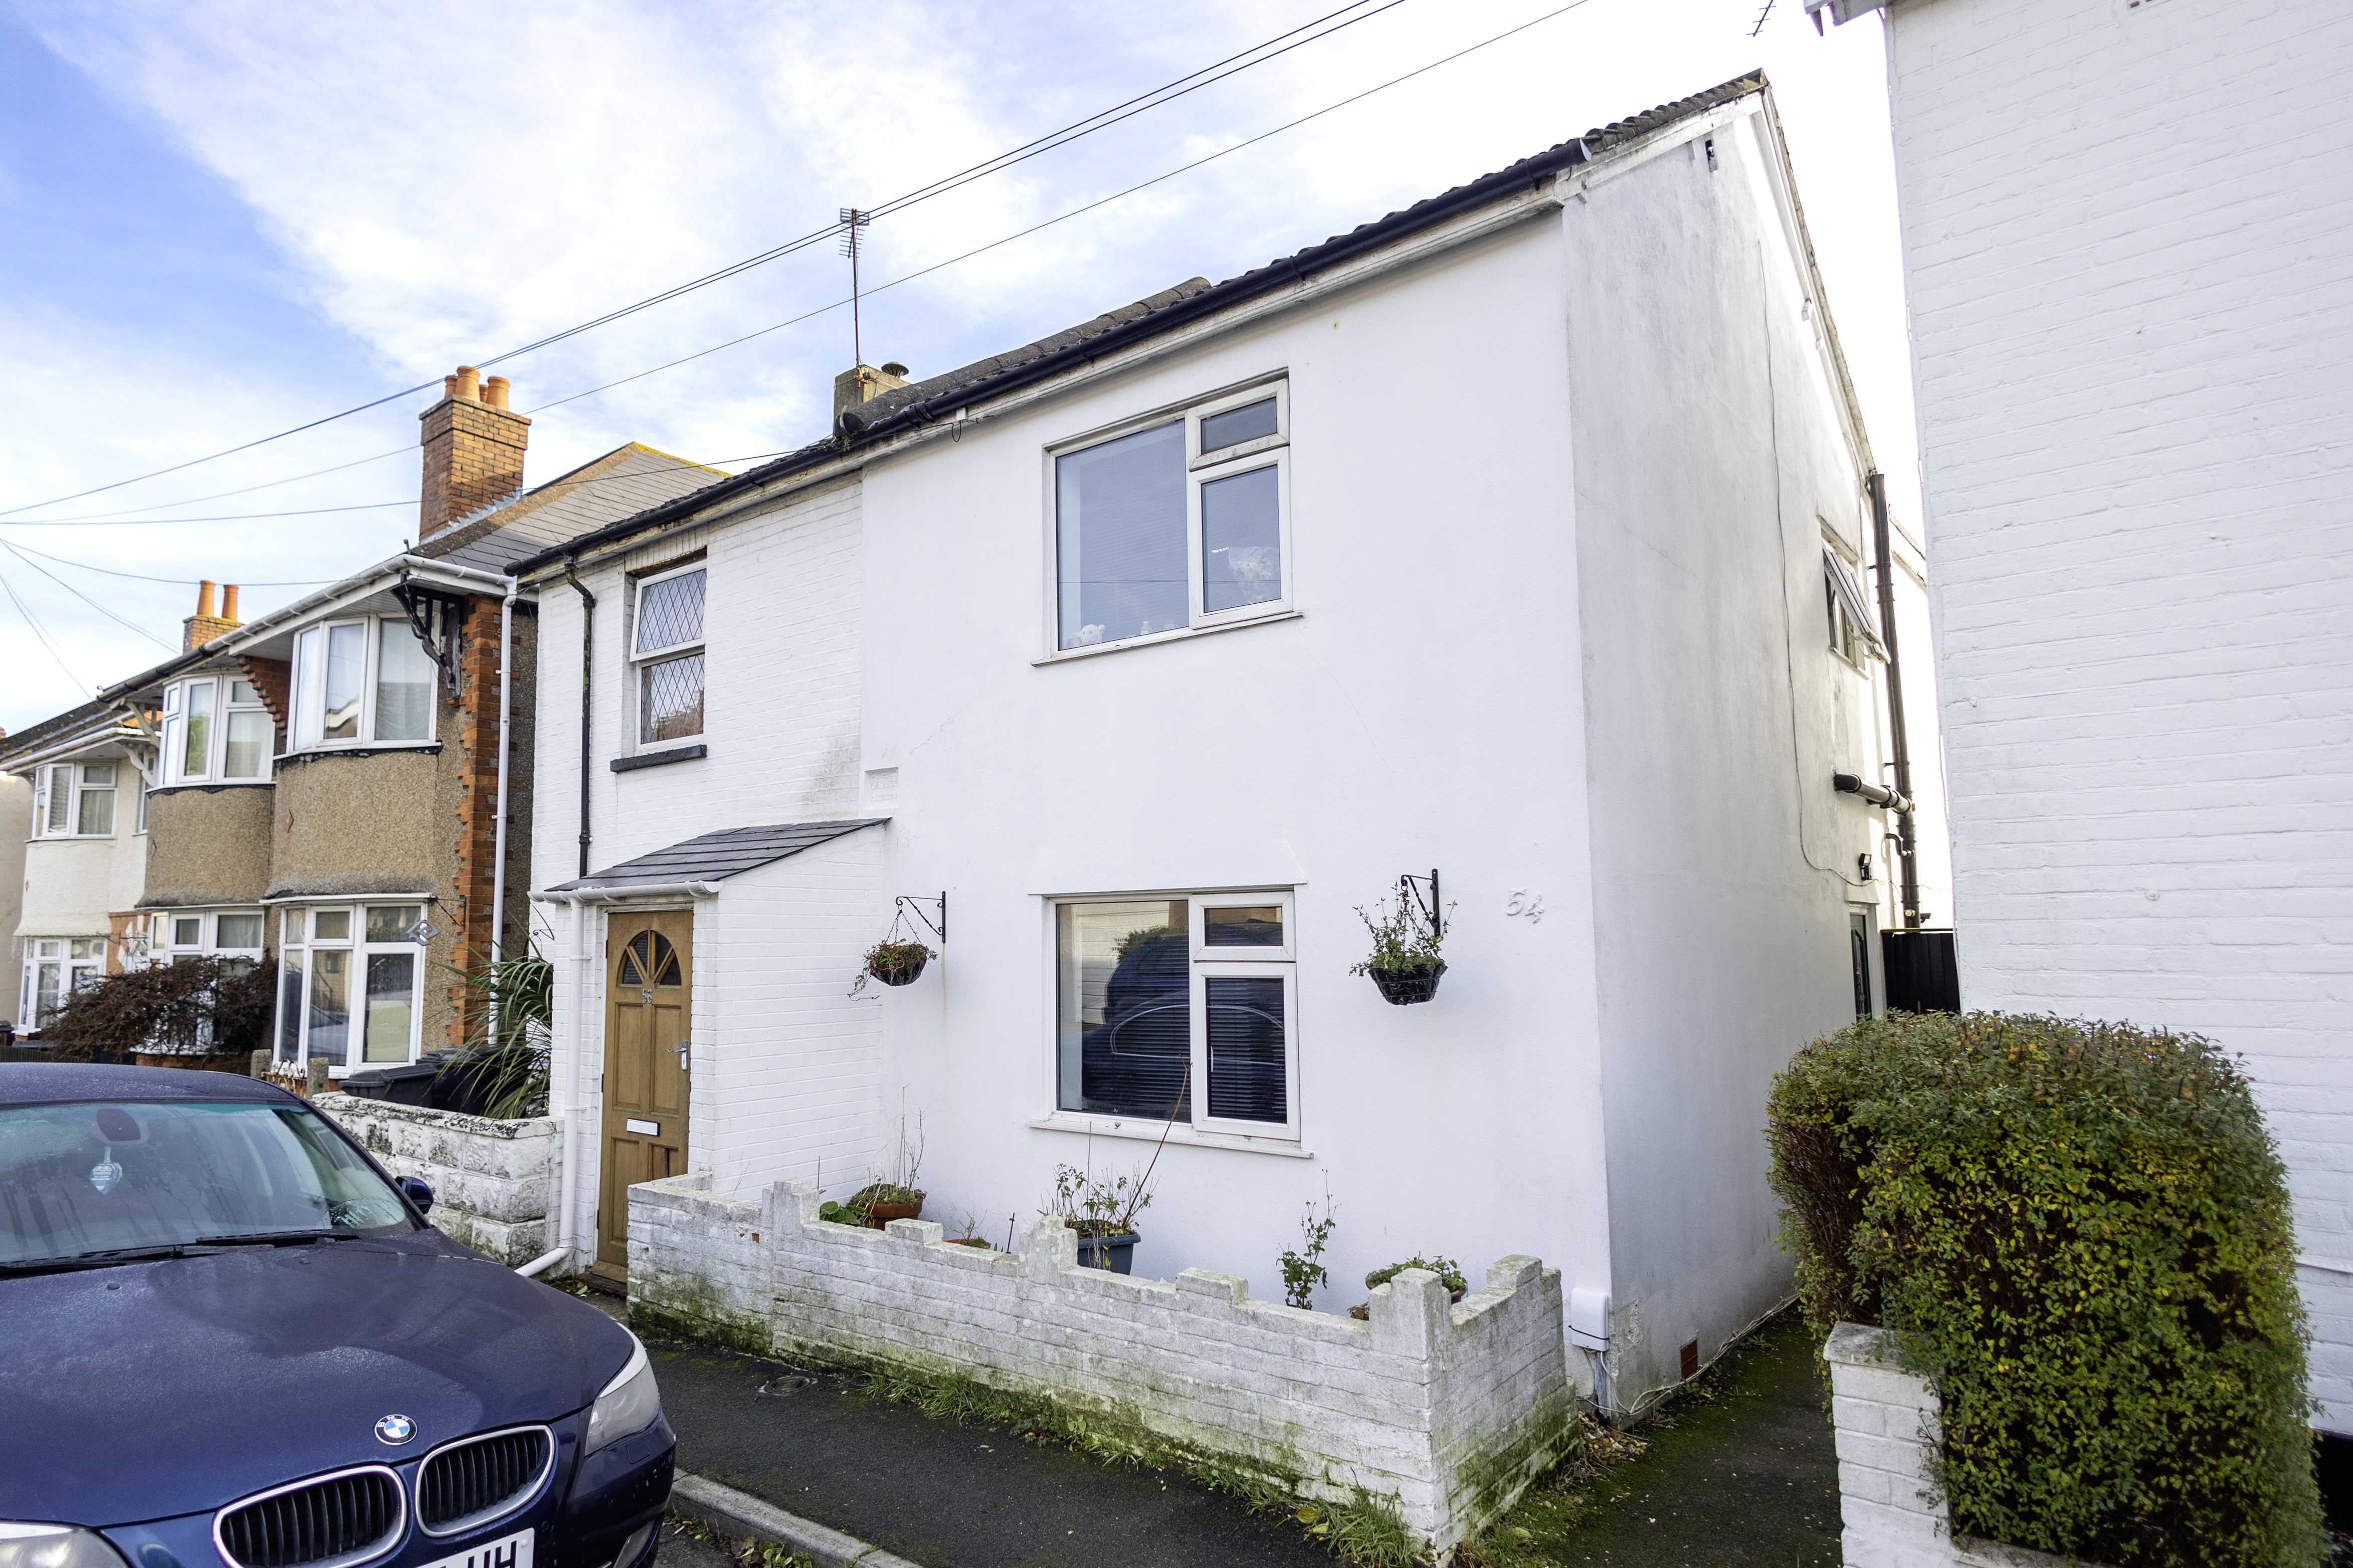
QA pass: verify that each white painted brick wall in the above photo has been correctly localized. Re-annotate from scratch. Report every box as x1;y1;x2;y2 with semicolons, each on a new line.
317;1093;558;1264
1825;1324;2093;1568
629;1173;1575;1553
1885;0;2353;1426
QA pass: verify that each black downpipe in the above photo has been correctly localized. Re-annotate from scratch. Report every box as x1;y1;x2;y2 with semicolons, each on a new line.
1868;472;1921;928
562;555;596;881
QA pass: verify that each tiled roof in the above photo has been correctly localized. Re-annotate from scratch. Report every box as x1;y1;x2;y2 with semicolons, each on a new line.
0;697;131;769
419;442;724;574
548;818;888;891
511;72;1767;576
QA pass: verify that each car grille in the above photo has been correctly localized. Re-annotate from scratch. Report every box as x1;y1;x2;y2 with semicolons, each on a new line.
218;1468;403;1568
418;1428;552;1536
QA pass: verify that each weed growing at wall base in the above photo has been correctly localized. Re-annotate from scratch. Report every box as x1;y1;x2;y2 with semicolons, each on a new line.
1768;1012;2325;1567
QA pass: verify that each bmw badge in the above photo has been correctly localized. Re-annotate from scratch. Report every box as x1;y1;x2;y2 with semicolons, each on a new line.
374;1414;418;1446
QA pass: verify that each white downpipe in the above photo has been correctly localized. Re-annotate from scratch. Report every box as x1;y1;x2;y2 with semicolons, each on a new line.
515;1247;566;1278
486;577;517;1045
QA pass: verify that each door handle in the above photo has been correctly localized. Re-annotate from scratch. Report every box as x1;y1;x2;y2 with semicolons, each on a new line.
673;1043;689;1067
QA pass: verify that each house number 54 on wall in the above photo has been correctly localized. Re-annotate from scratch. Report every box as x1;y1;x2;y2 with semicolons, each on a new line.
1504;889;1545;923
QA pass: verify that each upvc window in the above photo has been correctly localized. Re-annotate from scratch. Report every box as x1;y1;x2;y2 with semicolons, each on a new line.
631;563;707;745
276;903;426;1073
1053;890;1298;1139
288;619;437;751
1054;382;1290;652
161;676;274;785
24;937;105;1029
32;763;118;837
152;909;265;974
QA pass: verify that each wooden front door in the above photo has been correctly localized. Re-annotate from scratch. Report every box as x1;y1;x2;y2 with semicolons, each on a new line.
597;910;691;1275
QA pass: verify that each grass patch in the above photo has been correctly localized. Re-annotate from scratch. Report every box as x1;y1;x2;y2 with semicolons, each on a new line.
663;1509;815;1568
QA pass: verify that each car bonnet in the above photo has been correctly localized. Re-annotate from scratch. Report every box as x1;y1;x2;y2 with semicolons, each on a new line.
0;1235;633;1526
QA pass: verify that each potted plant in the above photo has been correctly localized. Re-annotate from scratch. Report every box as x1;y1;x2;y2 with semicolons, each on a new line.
1349;1254;1468;1319
1348;891;1453;1005
822;1112;926;1228
851;938;934;995
1041;1162;1157;1273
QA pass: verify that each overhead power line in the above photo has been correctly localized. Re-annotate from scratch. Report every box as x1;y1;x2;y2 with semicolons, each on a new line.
0;562;90;692
0;1;1402;522
0;541;175;651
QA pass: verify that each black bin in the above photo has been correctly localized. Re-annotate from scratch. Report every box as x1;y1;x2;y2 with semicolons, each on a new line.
341;1061;441;1106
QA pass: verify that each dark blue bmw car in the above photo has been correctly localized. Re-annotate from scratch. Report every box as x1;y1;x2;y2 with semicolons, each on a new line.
0;1065;674;1568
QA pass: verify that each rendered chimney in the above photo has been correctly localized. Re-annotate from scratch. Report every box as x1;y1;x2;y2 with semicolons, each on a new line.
182;579;243;651
832;361;912;421
418;363;531;538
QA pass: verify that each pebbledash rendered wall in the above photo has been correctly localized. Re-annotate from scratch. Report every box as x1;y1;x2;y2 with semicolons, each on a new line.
630;1172;1576;1552
1825;1324;2092;1568
319;1094;557;1264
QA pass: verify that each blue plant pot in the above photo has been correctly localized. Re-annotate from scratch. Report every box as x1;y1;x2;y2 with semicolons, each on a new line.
1075;1231;1139;1273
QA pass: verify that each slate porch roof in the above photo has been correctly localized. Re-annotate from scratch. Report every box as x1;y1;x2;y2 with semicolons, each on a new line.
547;819;888;892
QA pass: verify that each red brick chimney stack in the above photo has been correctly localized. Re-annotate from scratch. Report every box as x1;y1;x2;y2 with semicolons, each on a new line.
418;364;531;539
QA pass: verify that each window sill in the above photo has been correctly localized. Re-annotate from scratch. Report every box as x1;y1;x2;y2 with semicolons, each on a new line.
1033;609;1301;665
613;743;708;773
1028;1111;1310;1159
274;743;443;769
149;781;274;795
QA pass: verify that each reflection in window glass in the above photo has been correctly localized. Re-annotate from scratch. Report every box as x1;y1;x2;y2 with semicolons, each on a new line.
374;623;434;742
365;905;422;944
1206;976;1287;1125
1056;422;1186;649
1057;901;1191;1121
308;950;350;1067
217;913;263;949
292;628;322;749
1204;906;1283;947
1199;397;1278;455
277;950;306;1063
363;953;414;1063
641;654;706;743
1202;466;1282;614
322;623;365;741
312;909;351;942
225;711;272;779
183;683;215;778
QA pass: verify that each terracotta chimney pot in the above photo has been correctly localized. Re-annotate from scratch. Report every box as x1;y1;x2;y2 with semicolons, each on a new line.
453;365;481;402
221;584;241;621
483;375;510;410
195;580;217;619
417;367;531;538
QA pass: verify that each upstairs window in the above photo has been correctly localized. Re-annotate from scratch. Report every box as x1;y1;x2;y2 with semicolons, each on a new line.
1053;890;1298;1140
1054;382;1290;652
289;619;437;751
162;676;274;784
33;763;118;837
1821;548;1885;670
632;564;707;745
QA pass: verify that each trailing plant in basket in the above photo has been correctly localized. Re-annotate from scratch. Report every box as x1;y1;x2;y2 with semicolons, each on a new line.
1767;1011;2324;1567
1348;892;1447;976
849;939;935;996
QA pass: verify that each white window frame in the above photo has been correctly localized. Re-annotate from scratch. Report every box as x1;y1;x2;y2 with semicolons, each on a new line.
1046;888;1301;1146
153;908;266;967
161;675;275;784
287;617;439;754
629;560;709;750
31;761;120;839
1044;378;1294;659
23;936;105;1030
276;902;428;1076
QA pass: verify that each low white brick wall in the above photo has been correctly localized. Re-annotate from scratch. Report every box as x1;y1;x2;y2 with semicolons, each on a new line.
631;1172;1576;1553
1827;1323;2095;1568
319;1094;559;1266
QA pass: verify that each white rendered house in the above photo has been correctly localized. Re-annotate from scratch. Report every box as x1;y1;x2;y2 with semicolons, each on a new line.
1810;0;2353;1429
3;701;152;1032
521;74;1942;1411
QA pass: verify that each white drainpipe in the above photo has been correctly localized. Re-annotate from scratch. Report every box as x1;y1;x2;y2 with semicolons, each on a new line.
487;576;518;1046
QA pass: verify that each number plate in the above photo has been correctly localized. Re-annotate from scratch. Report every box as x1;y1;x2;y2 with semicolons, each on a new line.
625;1118;658;1135
419;1528;532;1568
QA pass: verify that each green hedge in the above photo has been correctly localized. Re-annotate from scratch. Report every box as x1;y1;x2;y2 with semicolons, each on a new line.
1767;1012;2323;1566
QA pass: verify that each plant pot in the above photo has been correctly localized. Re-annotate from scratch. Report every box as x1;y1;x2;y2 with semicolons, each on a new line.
863;1198;924;1228
1369;962;1446;1005
872;952;929;988
1074;1230;1140;1274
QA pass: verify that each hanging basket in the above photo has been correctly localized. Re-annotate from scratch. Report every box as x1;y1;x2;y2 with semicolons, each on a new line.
1369;962;1445;1006
872;949;930;988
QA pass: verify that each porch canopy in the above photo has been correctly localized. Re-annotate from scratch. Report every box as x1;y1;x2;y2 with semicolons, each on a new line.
544;819;887;894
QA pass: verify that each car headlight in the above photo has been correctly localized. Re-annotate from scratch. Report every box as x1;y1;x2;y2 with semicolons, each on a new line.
0;1526;128;1568
580;1331;662;1458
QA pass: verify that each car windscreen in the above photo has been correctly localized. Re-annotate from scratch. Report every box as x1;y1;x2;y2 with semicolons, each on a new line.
0;1099;416;1265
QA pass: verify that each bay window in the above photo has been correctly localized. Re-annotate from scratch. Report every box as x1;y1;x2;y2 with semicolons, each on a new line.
32;763;119;837
161;675;273;785
288;618;437;751
1054;890;1298;1140
1053;382;1290;653
276;902;426;1073
24;938;104;1029
632;563;707;745
153;909;265;973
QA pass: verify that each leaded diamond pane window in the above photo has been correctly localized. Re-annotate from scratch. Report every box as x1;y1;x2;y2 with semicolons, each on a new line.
640;654;705;744
636;569;706;656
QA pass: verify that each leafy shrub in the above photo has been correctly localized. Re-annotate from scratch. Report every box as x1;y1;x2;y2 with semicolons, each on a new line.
1347;891;1448;977
434;951;553;1117
1365;1255;1466;1295
1767;1011;2323;1566
44;956;276;1062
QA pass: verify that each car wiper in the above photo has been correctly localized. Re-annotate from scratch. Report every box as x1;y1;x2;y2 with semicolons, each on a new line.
185;1229;361;1247
0;1231;363;1276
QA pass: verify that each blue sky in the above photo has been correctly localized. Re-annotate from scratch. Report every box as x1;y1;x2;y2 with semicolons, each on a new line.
0;0;1912;733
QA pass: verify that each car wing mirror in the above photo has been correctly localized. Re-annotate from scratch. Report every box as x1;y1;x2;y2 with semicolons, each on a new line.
394;1176;435;1215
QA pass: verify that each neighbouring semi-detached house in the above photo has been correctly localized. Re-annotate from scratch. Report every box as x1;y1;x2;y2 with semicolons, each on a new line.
6;368;716;1073
0;753;26;1031
515;72;1947;1417
1809;0;2353;1430
3;698;151;1032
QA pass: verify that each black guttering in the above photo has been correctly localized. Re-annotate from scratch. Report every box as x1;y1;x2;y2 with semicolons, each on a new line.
507;71;1764;580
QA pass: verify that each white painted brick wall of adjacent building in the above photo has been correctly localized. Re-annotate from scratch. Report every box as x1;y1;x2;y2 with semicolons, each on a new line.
1882;0;2353;1425
1825;1324;2093;1568
629;1171;1576;1553
317;1093;557;1264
